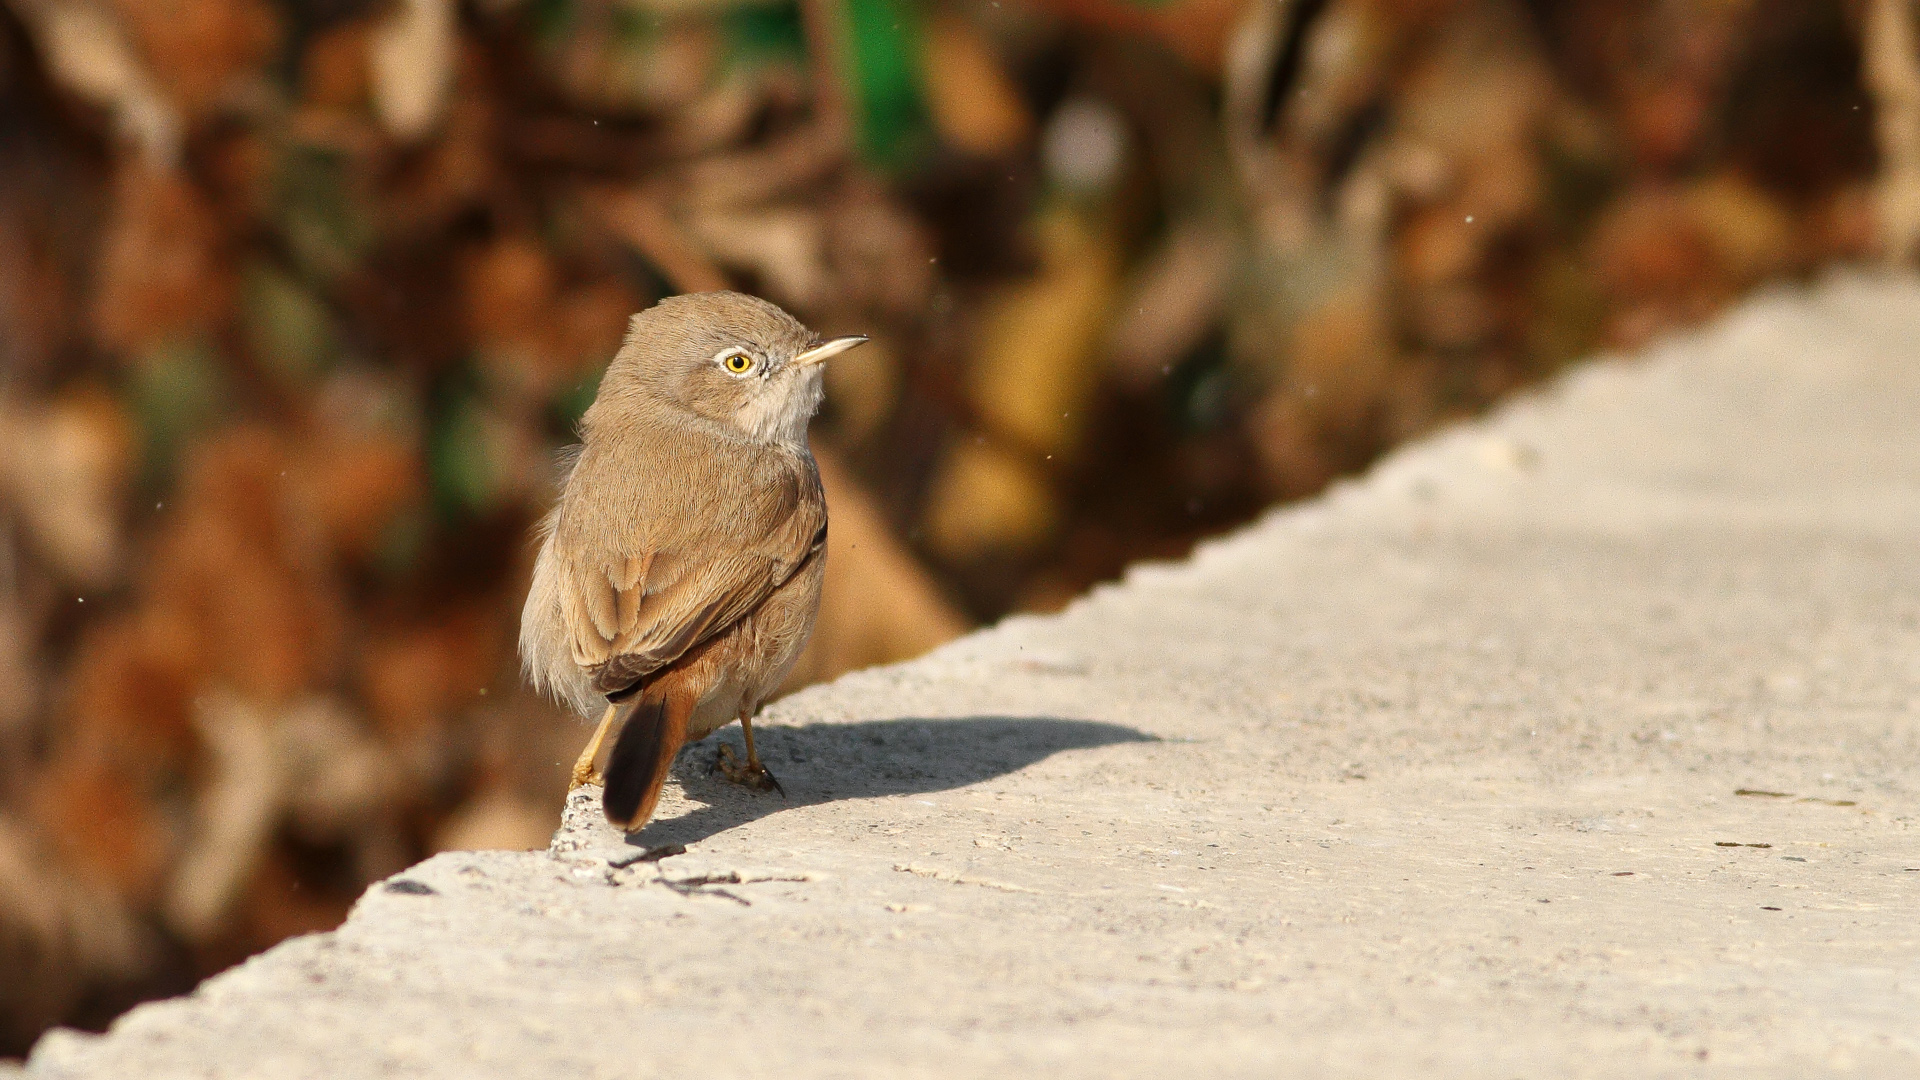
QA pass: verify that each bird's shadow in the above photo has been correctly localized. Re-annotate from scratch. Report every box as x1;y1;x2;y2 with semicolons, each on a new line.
623;716;1154;850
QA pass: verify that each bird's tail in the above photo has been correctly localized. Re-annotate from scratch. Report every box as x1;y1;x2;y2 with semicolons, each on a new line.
601;686;691;831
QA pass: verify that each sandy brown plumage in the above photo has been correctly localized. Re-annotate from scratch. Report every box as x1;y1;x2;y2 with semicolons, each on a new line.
519;291;863;830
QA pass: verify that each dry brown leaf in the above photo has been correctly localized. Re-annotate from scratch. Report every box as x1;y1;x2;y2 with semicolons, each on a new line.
163;690;402;943
923;13;1033;157
300;19;374;111
276;696;403;844
147;430;343;704
595;187;729;295
110;0;278;118
684;205;828;309
1683;172;1795;285
923;438;1058;562
360;606;503;756
92;162;232;354
0;816;153;1049
1867;0;1920;263
15;0;181;160
1104;222;1235;387
827;179;936;316
28;752;177;909
299;432;422;562
967;207;1121;457
0;601;36;750
1590;184;1726;347
0;389;134;587
369;0;456;141
64;613;202;778
163;689;279;942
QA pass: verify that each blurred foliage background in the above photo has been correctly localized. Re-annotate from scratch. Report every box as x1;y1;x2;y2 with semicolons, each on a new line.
0;0;1910;1052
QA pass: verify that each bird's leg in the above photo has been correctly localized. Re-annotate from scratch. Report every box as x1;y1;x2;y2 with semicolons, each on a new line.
714;712;784;795
570;704;618;789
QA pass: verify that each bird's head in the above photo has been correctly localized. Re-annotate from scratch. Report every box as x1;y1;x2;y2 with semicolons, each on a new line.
587;291;866;446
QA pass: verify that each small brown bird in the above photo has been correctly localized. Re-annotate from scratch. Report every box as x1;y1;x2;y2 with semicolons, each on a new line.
519;292;865;831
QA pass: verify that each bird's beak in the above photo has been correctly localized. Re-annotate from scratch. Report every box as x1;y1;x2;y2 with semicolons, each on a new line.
793;335;868;368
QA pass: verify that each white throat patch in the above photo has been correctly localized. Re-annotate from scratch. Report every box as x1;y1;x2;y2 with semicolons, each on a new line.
733;365;824;445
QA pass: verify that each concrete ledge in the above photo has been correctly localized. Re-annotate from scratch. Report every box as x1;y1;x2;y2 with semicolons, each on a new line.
24;275;1920;1077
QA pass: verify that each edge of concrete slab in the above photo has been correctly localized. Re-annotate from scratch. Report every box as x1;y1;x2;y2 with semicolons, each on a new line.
16;271;1920;1078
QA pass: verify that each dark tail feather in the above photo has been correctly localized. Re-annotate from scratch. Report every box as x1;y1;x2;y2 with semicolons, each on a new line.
601;689;689;831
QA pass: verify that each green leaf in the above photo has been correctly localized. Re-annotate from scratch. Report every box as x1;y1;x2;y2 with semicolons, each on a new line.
428;390;504;516
241;261;337;386
128;338;228;485
843;0;931;170
726;1;806;66
277;143;373;281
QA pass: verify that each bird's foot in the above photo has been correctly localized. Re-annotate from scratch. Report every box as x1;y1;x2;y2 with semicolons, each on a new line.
712;743;785;795
569;704;617;790
568;761;603;791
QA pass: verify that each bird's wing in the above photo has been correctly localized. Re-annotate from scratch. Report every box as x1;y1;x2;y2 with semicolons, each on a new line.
551;443;825;697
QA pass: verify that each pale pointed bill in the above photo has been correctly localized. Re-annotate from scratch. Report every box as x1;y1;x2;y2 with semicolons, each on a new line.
793;335;869;367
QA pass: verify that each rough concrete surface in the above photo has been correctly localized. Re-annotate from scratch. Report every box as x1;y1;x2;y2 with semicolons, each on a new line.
20;276;1920;1077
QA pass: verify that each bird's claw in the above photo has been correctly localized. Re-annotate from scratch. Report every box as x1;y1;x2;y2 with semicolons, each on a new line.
713;743;785;795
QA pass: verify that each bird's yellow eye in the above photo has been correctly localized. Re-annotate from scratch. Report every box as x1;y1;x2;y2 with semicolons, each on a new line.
722;352;756;375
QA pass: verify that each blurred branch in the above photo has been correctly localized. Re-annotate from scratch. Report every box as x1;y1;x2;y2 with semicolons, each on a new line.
591;185;729;295
3;0;180;162
799;0;852;146
1866;0;1920;263
1222;0;1320;254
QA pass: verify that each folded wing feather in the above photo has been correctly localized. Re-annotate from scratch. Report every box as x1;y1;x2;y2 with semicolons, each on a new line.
554;443;824;698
